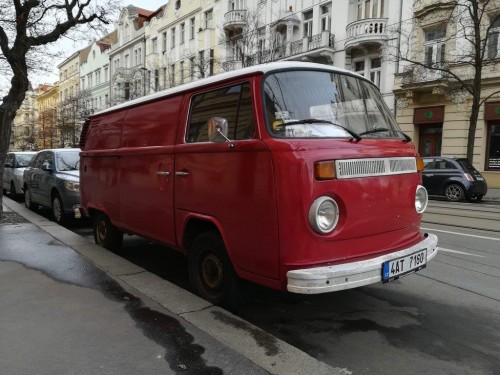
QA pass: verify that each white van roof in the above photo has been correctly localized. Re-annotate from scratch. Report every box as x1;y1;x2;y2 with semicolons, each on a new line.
95;61;365;116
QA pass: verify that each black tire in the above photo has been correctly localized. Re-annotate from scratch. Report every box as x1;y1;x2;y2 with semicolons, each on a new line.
24;185;35;210
466;194;484;202
188;232;239;311
93;212;123;251
10;181;16;196
52;193;67;225
445;184;465;202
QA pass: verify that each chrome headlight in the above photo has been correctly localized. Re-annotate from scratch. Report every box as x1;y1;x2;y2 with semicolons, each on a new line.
65;181;80;192
309;196;339;234
415;185;428;214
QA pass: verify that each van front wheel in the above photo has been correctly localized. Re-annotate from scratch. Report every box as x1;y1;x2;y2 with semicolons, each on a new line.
93;212;123;251
189;232;239;311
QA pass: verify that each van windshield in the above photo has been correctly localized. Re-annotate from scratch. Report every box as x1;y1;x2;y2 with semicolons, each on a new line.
263;70;403;140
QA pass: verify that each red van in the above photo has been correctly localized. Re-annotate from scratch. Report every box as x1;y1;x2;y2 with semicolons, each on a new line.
80;62;438;307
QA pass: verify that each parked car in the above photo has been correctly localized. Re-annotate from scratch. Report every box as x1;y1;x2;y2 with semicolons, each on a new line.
422;157;488;202
2;151;36;197
23;148;81;224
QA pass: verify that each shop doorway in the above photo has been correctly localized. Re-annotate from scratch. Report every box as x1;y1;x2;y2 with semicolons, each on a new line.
418;124;442;157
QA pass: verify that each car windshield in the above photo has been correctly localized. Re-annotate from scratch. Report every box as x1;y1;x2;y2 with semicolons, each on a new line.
263;70;403;139
15;154;34;167
56;150;80;171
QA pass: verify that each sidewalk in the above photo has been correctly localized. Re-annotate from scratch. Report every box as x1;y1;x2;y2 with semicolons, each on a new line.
484;188;500;202
0;197;338;375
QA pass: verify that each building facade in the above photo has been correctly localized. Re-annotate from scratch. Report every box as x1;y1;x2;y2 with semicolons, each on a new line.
10;88;38;151
393;0;500;187
80;31;117;115
108;5;154;105
35;83;59;149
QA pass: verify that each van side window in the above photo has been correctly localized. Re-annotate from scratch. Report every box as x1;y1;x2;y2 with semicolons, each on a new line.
187;83;255;143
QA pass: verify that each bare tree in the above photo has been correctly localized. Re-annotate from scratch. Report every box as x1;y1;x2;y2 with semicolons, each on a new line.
389;0;500;162
220;9;283;72
0;0;119;218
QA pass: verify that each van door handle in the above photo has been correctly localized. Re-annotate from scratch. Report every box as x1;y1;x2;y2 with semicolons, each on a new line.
175;171;189;176
156;171;170;176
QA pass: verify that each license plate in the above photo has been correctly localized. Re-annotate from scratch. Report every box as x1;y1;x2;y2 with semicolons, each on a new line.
476;176;484;181
382;249;427;283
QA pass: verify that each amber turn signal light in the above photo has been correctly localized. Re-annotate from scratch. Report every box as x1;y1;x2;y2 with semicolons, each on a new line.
314;161;336;180
416;157;425;172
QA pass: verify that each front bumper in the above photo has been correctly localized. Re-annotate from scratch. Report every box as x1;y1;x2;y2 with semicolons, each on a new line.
287;233;438;294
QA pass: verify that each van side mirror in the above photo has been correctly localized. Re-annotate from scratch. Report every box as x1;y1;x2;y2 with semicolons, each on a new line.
5;163;12;168
207;117;230;143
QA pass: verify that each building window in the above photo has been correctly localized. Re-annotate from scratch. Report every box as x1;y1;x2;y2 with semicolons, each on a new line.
190;18;196;39
205;9;213;29
124;82;130;100
488;16;500;59
369;57;381;87
199;51;205;78
154;69;159;91
180;61;185;84
486;123;500;170
356;0;384;20
151;37;158;54
181;23;185;44
190;57;195;80
321;4;332;31
162;32;167;52
170;64;175;86
424;27;446;67
230;0;245;10
171;27;176;48
303;10;313;38
163;67;167;89
209;49;214;76
124;54;129;68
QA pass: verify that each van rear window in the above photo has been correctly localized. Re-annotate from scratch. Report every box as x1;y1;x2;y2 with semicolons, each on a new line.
187;83;255;142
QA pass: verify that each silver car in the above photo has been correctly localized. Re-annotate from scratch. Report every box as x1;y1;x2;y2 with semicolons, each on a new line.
2;151;36;197
23;148;81;224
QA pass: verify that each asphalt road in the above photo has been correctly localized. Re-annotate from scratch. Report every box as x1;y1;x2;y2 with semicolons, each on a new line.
13;198;500;374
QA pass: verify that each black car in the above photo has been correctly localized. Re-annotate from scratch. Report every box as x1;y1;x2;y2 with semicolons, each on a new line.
422;157;488;202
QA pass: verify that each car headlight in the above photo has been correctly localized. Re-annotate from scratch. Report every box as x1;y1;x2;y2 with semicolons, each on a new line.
65;181;80;192
415;185;428;214
309;196;339;234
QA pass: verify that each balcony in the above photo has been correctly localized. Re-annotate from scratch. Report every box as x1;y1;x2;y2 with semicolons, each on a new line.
401;64;449;85
223;10;247;32
281;31;335;62
344;18;389;52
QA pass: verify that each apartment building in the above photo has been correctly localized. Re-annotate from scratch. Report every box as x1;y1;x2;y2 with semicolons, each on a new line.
35;83;59;149
108;5;155;105
144;0;221;91
10;88;38;151
80;31;117;114
393;0;500;187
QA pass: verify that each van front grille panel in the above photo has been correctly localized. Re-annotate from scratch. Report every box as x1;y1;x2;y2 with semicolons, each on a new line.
336;157;417;179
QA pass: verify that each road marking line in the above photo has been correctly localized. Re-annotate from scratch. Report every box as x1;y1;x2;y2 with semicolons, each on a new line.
438;247;486;258
422;227;500;242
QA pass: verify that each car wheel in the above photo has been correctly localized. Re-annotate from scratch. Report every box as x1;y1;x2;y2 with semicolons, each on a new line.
10;181;16;196
52;193;67;225
93;212;123;251
188;232;239;311
24;186;35;210
445;184;465;202
466;194;484;202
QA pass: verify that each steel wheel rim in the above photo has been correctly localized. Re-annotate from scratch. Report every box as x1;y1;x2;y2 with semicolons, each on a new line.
97;219;108;243
446;185;461;200
201;252;224;294
25;190;31;207
53;198;62;222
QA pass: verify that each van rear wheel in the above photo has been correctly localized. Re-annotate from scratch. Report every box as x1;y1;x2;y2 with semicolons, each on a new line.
93;212;123;251
188;232;239;311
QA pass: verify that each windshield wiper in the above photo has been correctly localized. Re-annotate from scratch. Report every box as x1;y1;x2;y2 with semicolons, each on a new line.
282;118;361;142
359;127;412;143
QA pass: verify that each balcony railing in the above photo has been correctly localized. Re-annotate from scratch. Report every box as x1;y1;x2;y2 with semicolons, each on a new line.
345;18;388;50
223;10;247;31
401;64;449;85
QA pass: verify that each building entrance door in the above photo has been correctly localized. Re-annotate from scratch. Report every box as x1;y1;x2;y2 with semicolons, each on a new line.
418;124;442;157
